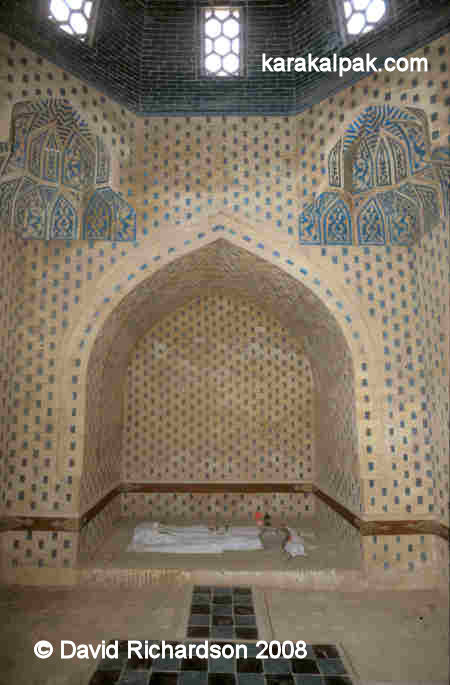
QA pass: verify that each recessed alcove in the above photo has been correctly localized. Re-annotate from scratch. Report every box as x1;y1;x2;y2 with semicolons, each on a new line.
76;239;362;583
0;6;448;683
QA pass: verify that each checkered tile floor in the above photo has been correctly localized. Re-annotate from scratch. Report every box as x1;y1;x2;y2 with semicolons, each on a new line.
187;586;258;640
88;641;355;685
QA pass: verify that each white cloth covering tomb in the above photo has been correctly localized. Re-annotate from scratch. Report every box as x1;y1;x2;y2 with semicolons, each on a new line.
127;523;265;554
284;527;306;557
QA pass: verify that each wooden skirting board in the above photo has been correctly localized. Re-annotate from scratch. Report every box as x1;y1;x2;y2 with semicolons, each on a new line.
1;482;448;541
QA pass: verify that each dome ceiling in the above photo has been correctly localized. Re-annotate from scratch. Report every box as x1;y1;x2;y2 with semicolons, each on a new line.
0;0;448;115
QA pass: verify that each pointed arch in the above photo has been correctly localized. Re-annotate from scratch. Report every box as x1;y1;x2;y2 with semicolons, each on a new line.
357;197;386;245
53;219;383;546
27;126;63;183
375;137;392;187
322;198;352;244
387;134;408;183
83;188;113;239
49;194;79;239
13;177;50;239
62;131;95;190
351;134;374;193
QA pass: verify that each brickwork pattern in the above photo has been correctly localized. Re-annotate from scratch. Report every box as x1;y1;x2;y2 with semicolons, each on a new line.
122;492;315;523
0;230;25;516
414;219;449;526
123;293;314;484
0;34;447;580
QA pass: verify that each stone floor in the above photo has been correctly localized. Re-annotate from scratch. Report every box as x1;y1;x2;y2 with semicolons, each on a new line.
185;585;259;640
0;583;447;685
87;638;355;685
81;520;361;573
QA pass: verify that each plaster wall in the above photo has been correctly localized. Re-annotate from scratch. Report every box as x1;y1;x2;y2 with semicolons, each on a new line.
0;33;448;584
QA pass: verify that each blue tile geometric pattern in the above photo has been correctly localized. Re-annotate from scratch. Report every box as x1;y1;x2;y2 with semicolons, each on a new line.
341;105;428;192
13;177;51;239
0;98;136;241
299;202;322;244
380;190;419;246
300;105;442;246
83;189;113;240
61;131;95;190
0;177;21;225
50;194;79;240
299;191;352;245
323;197;353;245
83;188;136;241
357;197;385;245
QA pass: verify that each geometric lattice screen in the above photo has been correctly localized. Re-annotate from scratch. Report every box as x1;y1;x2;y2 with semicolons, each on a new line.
48;0;95;41
343;0;388;37
202;7;242;77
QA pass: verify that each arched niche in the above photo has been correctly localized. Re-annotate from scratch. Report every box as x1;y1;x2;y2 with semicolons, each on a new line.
74;239;361;526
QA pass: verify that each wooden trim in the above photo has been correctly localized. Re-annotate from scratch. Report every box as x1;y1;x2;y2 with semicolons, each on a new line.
313;486;361;529
0;516;79;532
121;482;314;494
313;486;450;540
359;519;450;539
79;486;121;528
0;482;448;541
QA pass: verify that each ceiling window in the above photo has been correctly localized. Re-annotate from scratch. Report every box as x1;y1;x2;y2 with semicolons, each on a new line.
343;0;388;38
48;0;96;41
202;7;244;77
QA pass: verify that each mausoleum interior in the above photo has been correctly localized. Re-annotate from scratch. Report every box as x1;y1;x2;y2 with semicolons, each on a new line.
0;1;448;684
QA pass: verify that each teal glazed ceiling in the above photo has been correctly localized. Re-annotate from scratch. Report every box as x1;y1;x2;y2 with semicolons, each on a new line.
0;0;449;115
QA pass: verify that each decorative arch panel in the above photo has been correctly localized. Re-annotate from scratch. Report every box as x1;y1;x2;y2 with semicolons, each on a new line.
0;99;136;242
299;105;442;246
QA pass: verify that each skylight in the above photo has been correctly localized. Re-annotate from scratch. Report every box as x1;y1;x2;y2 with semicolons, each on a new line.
49;0;95;41
343;0;388;37
202;7;243;77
